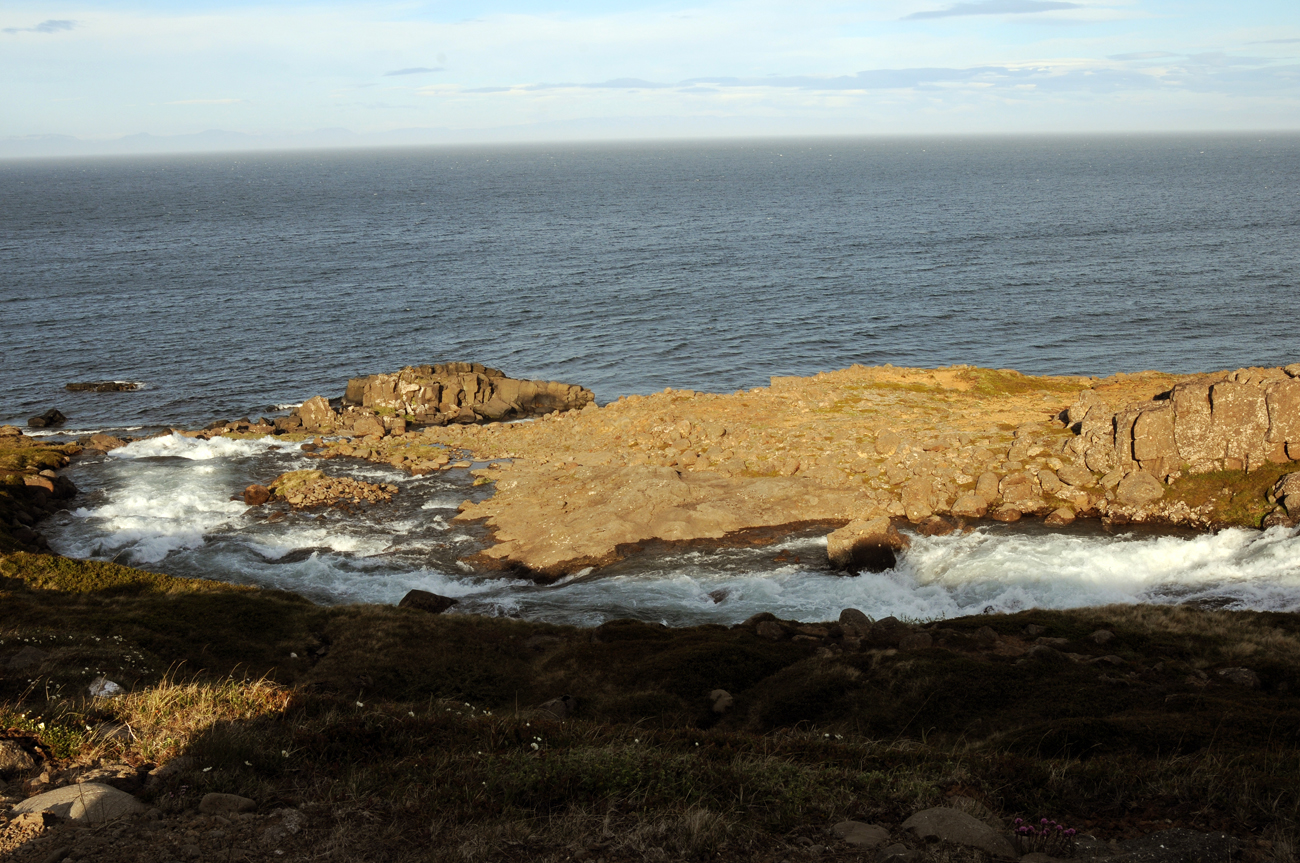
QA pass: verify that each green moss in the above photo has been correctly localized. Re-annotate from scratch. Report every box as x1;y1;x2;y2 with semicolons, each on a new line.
1167;462;1298;527
959;368;1082;397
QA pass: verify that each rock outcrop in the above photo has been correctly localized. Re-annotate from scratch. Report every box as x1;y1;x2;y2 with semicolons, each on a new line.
1068;365;1300;479
263;470;396;509
289;363;595;435
65;381;141;392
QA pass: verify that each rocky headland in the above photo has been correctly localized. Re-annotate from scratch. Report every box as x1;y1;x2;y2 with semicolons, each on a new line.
260;362;1300;579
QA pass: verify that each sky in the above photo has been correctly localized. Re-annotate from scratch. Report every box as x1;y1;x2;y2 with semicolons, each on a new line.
2;0;1299;153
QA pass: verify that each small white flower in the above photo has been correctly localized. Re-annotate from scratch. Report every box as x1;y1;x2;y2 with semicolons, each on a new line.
355;701;364;708
245;761;253;766
530;742;539;750
203;767;212;773
408;711;415;717
282;750;290;758
37;722;45;730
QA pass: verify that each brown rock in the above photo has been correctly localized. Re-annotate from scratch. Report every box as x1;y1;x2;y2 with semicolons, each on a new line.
755;620;786;641
242;484;271;506
975;471;1000;503
951;493;988;518
902;477;934;522
297;395;336;431
351;415;386;438
27;408;66;429
1044;506;1075;526
990;506;1021;522
899;632;933;650
0;739;37;774
1116;471;1165;507
1132;402;1177;464
875;430;901;456
1057;463;1094;488
86;433;127;451
826;516;908;573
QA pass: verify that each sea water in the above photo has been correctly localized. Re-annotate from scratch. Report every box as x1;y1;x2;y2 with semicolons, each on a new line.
6;135;1300;622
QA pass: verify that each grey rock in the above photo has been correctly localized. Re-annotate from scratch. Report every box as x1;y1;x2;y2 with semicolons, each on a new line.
535;695;577;719
1090;629;1115;645
12;783;145;823
831;821;890;848
902;806;1017;858
839;608;874;628
709;689;734;714
199;792;256;815
1116;471;1165;507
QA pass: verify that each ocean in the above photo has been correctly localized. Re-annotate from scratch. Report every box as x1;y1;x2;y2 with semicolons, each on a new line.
4;134;1300;623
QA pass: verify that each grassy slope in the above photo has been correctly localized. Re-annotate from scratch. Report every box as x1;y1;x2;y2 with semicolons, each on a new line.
2;553;1299;862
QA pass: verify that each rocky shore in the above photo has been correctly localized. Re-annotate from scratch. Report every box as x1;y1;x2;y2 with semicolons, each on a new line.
265;362;1300;579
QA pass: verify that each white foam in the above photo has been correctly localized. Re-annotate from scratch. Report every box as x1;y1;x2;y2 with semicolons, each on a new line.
109;432;293;460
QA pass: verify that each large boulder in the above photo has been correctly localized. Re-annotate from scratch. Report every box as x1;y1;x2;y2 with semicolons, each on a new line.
902;807;1015;858
341;363;593;424
826;516;907;573
398;589;459;614
1116;471;1165;507
12;783;145;823
296;396;336;432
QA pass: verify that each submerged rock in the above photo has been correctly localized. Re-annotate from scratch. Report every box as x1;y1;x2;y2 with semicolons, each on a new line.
826;516;908;573
27;408;66;428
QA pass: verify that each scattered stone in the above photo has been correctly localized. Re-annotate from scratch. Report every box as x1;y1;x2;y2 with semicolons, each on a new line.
1216;667;1260;688
990;506;1022;522
88;677;124;698
974;626;999;648
902;807;1016;858
1112;829;1238;863
27;409;67;429
1089;629;1115;645
1023;624;1046;637
868;616;912;647
755;620;786;641
0;740;37;775
951;493;989;518
242;484;271;506
85;433;127;451
398;589;459;615
830;821;890;849
11;783;145;823
267;469;395;508
710;689;734;714
199;793;256;815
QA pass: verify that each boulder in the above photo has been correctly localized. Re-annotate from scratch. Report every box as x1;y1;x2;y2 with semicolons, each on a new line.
296;396;336;431
11;783;145;823
27;408;66;429
1216;667;1260;688
709;689;734;714
535;695;577;720
1116;471;1165;507
243;484;271;506
839;608;873;629
826;516;907;573
975;472;1000;503
0;425;21;437
831;821;890;849
397;589;459;614
85;433;127;451
351;414;386;438
902;807;1016;858
867;616;912;647
1057;464;1095;488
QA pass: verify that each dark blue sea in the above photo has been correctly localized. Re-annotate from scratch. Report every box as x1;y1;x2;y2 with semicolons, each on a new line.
4;134;1300;623
4;133;1299;431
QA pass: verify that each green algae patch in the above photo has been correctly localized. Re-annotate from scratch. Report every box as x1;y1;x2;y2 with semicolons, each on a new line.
268;468;327;497
957;367;1084;397
0;551;250;596
1166;462;1298;528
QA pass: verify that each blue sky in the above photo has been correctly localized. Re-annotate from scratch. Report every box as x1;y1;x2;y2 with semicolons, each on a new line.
2;0;1298;149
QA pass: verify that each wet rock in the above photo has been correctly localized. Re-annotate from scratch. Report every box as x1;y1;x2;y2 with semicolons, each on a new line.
12;783;145;823
916;515;957;536
1044;507;1075;526
85;433;127;451
951;493;988;518
826;516;908;573
902;807;1016;858
831;821;890;849
27;409;66;429
242;484;271;506
990;506;1022;522
66;381;140;392
398;589;459;614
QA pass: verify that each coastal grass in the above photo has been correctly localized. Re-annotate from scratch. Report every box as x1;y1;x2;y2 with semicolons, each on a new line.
1167;462;1298;527
3;553;1300;859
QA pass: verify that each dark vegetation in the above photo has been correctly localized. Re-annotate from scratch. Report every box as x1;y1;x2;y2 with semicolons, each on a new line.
2;552;1299;862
